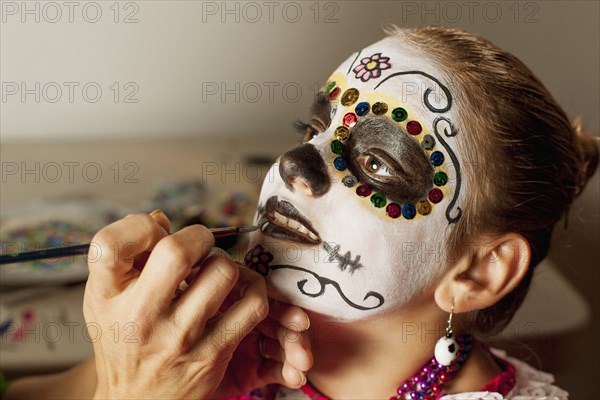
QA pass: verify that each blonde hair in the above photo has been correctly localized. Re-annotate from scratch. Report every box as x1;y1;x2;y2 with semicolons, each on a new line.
386;26;599;335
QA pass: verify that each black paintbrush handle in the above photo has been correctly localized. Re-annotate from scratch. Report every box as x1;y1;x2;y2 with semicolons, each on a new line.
0;225;257;265
0;244;90;265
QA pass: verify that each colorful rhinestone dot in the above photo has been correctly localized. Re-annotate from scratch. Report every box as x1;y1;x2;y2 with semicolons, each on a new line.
433;171;448;186
333;157;348;171
331;140;344;155
370;193;387;208
325;81;336;93
356;184;373;197
342;175;357;187
428;188;444;203
341;88;360;106
430;151;445;166
386;203;402;219
329;87;341;101
335;126;350;141
407;120;423;135
355;101;370;116
372;102;388;115
402;203;417;219
421;134;436;150
391;107;408;122
343;112;358;128
416;200;432;215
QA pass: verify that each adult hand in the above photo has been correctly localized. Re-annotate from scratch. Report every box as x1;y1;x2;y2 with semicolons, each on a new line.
83;211;269;399
215;300;313;398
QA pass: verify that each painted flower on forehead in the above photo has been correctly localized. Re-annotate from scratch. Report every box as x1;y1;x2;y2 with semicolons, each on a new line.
244;244;273;276
353;52;391;82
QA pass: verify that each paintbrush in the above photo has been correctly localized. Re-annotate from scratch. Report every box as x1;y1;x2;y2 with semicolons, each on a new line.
0;225;258;265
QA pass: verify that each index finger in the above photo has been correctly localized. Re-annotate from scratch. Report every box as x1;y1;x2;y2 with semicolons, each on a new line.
88;212;169;296
132;224;215;314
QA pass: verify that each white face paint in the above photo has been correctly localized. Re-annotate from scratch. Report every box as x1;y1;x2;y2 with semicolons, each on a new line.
246;36;467;321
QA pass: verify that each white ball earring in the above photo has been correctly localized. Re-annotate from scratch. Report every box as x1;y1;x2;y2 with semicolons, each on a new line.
434;304;459;366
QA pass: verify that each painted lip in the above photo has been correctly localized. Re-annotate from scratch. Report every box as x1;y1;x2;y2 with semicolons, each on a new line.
258;196;322;245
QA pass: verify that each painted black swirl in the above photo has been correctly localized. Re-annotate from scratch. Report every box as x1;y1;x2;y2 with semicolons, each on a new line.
433;116;462;223
374;71;452;113
269;264;384;311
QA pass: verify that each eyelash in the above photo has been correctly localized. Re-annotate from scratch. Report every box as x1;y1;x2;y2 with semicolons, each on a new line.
293;119;320;141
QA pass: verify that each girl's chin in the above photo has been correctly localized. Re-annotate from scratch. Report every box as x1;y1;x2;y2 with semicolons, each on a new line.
265;281;354;322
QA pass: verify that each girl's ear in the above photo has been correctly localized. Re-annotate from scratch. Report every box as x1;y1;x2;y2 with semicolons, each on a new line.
434;233;531;314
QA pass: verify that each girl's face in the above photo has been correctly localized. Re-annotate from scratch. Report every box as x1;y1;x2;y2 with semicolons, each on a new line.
246;37;467;321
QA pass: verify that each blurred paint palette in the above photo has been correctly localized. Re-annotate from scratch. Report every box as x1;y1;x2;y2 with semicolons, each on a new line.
0;199;130;286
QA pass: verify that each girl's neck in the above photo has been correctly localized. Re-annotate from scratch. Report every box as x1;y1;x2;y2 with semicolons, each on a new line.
305;304;501;399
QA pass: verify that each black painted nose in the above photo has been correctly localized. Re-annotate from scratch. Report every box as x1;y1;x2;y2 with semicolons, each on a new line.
278;143;331;197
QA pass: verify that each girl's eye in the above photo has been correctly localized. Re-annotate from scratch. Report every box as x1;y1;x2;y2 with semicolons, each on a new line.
365;155;392;176
293;120;321;143
304;126;320;142
357;152;396;178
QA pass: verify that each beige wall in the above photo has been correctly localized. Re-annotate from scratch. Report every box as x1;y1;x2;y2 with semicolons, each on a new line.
1;1;598;141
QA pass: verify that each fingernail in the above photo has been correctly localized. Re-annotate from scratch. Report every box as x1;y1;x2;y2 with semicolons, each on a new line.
149;209;164;217
300;372;307;386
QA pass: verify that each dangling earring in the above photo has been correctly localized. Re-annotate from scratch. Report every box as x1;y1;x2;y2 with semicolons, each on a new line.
434;304;459;366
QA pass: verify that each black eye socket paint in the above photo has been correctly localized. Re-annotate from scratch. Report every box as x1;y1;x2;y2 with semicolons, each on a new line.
345;117;434;204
